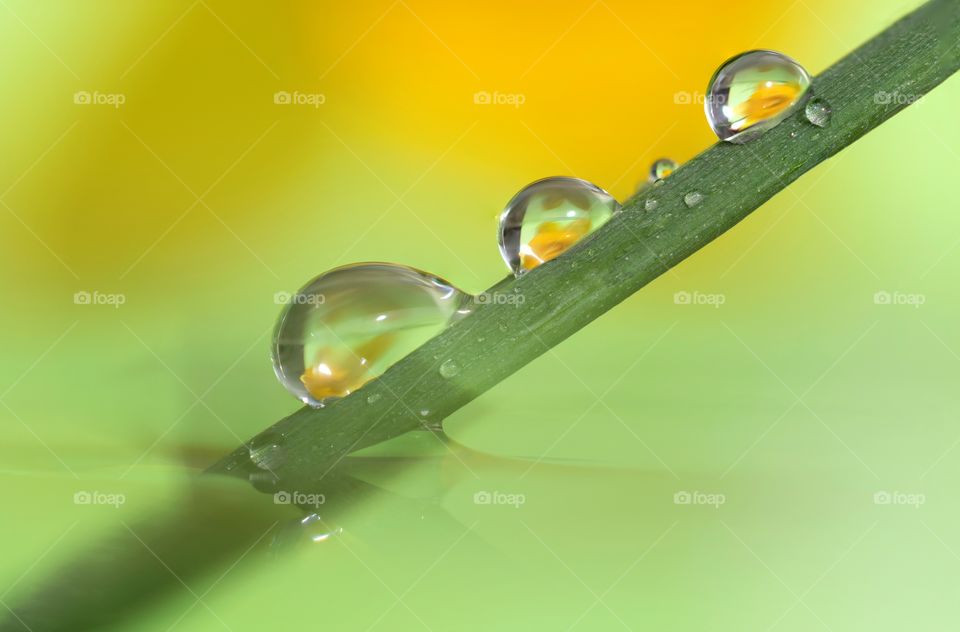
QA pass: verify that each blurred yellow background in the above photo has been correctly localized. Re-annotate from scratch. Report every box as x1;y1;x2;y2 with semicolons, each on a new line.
3;0;960;630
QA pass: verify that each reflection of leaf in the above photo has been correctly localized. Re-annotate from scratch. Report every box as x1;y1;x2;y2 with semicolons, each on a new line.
0;472;369;631
209;0;960;485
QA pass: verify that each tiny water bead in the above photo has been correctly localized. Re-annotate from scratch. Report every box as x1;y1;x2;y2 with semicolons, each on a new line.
705;50;812;143
805;97;832;127
249;431;286;471
644;198;659;212
498;177;621;276
649;158;678;182
684;191;704;208
637;158;679;193
438;359;460;379
272;263;469;407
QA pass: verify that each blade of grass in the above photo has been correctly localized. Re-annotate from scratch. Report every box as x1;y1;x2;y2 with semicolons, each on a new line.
209;0;960;481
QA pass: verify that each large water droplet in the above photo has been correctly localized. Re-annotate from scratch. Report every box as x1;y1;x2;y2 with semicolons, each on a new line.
439;359;460;379
705;50;811;143
498;177;620;276
272;263;468;407
805;97;832;127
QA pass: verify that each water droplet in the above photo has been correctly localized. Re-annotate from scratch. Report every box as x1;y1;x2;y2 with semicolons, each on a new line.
789;131;799;138
644;198;659;212
419;409;431;417
684;192;704;208
649;158;678;182
705;49;812;143
498;322;509;332
366;393;382;405
476;336;485;343
272;263;468;407
248;471;281;493
637;158;679;192
439;359;460;379
249;431;285;471
299;514;342;543
498;177;620;276
805;97;832;127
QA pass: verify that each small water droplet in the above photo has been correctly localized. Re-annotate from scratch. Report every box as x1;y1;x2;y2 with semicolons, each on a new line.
271;263;468;407
476;336;485;343
649;158;679;182
294;514;343;545
419;409;431;417
805;97;832;127
684;192;704;208
498;177;620;276
366;393;382;405
789;131;799;138
248;471;281;493
705;49;812;143
653;178;665;187
498;322;508;332
249;431;286;470
644;198;659;212
439;359;460;379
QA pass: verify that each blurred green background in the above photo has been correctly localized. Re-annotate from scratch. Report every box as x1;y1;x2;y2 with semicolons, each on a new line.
2;0;959;629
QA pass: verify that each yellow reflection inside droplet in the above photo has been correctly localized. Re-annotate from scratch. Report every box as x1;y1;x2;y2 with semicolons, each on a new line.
300;333;395;400
520;219;592;270
733;80;803;131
